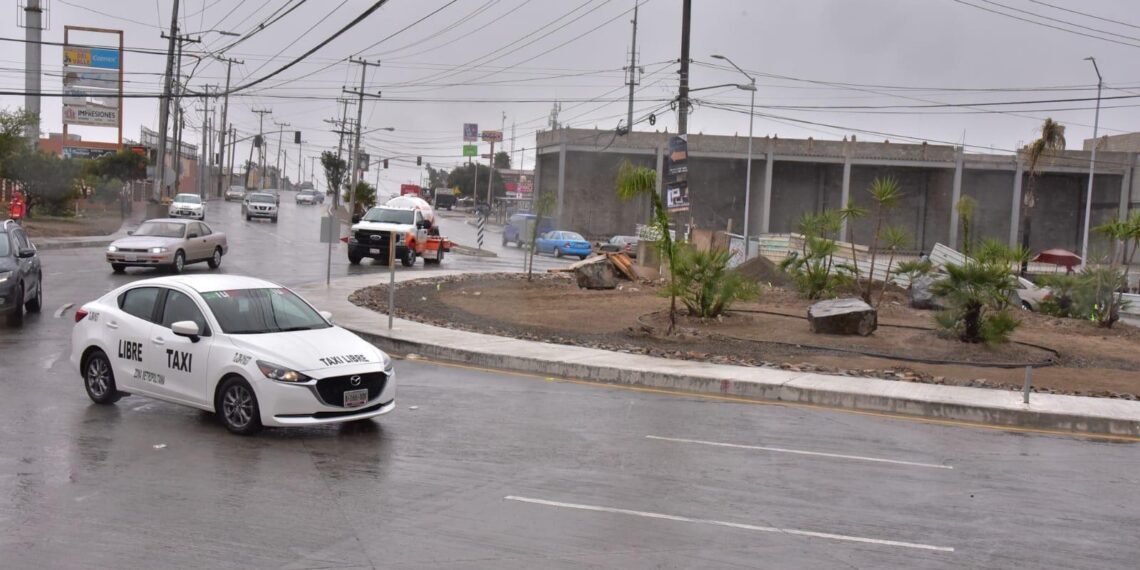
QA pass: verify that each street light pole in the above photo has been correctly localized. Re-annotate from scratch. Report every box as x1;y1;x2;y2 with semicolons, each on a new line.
1081;56;1102;269
712;54;757;259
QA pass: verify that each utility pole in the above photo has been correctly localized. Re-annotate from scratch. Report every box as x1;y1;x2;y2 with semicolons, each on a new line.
20;0;44;140
154;0;180;203
167;32;199;197
625;0;640;135
297;138;304;186
346;58;380;218
485;113;504;207
199;85;211;199
252;108;272;189
1081;56;1103;269
227;125;237;190
677;0;691;135
274;120;290;190
215;55;242;198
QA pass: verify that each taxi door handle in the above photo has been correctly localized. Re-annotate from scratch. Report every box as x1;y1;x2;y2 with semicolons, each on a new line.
106;321;119;330
152;336;166;346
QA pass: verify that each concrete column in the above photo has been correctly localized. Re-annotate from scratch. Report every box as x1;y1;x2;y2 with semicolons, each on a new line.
948;149;963;248
1009;161;1024;247
1121;158;1134;221
839;156;851;236
760;151;774;234
556;142;567;225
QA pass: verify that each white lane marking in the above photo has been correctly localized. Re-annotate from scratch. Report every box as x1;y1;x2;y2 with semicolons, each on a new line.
53;303;74;319
646;435;953;470
504;496;954;553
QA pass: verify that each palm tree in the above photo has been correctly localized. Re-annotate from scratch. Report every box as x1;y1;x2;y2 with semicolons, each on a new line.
616;160;681;333
1021;118;1066;273
876;225;909;308
863;176;904;304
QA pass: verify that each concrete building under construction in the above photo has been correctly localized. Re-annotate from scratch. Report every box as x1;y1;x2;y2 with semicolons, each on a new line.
535;128;1140;257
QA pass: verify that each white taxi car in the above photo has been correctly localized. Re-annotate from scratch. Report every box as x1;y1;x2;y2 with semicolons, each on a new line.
70;275;395;435
168;193;206;220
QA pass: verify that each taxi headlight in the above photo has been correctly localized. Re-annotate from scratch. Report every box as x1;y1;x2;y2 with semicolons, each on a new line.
0;270;10;284
257;360;311;383
107;245;119;252
380;353;394;373
149;247;167;254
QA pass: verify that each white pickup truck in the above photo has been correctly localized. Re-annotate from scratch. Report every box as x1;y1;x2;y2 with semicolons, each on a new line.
346;198;450;267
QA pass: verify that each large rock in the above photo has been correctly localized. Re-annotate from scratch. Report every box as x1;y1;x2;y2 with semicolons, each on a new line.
574;261;617;290
808;298;877;336
910;274;945;310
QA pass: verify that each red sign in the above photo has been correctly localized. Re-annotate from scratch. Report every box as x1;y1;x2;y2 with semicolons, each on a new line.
130;145;147;156
400;184;421;196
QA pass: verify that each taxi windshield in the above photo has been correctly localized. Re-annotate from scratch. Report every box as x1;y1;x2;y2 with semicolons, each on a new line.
174;194;201;204
201;288;331;334
132;221;185;238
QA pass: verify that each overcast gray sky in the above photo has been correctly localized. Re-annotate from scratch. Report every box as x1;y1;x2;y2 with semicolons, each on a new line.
3;0;1139;195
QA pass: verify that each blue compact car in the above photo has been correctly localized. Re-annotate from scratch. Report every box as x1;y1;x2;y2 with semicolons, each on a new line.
535;231;592;259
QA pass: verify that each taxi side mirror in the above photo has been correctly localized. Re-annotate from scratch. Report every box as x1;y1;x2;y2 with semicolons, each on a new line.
319;310;334;323
171;320;201;342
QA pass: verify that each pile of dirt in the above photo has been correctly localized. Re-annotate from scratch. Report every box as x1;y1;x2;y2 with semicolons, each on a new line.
349;273;1140;399
735;255;790;287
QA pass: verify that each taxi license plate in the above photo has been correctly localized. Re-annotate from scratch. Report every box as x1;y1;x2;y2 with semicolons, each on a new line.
343;388;368;408
124;255;138;262
369;248;380;254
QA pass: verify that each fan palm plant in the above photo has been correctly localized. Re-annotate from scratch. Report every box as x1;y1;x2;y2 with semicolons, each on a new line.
863;176;904;303
616;160;681;333
1021;118;1066;274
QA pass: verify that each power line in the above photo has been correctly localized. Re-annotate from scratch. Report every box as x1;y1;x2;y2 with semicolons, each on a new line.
947;0;1140;49
56;0;163;29
974;0;1140;43
226;0;391;95
1026;0;1140;31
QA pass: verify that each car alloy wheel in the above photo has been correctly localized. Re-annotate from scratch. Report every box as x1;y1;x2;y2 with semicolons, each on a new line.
223;384;254;429
83;351;120;404
208;248;223;269
172;251;186;273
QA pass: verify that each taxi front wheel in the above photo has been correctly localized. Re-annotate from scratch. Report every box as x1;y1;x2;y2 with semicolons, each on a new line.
217;377;263;435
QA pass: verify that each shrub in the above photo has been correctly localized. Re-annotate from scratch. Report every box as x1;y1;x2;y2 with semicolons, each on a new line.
665;246;759;318
780;234;854;300
930;257;1020;344
894;259;933;291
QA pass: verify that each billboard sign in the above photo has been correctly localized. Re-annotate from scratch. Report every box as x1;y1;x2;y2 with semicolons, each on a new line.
63;146;118;160
63;104;119;127
63;67;118;89
63;88;117;108
463;123;478;142
666;135;688;176
665;180;690;213
481;130;503;143
462;144;477;157
63;47;121;69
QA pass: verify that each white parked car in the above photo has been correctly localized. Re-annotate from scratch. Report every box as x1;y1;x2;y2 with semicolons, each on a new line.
168;193;206;220
70;275;396;435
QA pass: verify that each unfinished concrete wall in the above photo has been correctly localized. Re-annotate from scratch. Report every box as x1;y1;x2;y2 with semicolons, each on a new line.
559;150;654;238
687;156;747;233
848;165;952;252
960;169;1015;250
768;162;843;233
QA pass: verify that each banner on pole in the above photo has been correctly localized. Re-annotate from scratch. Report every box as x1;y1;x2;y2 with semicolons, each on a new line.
463;123;478;142
666;134;688;176
665;180;690;213
462;144;477;157
481;130;503;143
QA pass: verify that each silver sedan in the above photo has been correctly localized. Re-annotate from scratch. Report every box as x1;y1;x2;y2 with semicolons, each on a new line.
106;218;228;274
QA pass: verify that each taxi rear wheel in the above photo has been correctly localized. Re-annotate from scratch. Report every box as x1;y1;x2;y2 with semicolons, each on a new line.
83;350;121;405
217;377;262;435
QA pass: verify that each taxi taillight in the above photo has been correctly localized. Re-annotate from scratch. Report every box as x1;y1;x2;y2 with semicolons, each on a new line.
74;308;89;323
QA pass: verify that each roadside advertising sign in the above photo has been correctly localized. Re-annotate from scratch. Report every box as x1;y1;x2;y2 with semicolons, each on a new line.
63;47;120;69
462;144;477;157
463;123;478;142
665;180;690;212
63;67;118;89
63;146;119;160
63;104;119;127
481;130;503;143
666;134;688;176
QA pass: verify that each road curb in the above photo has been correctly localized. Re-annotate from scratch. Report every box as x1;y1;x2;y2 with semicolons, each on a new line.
296;273;1140;439
342;325;1140;437
34;236;118;250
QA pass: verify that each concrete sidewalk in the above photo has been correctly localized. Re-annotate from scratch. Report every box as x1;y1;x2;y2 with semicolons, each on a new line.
296;272;1140;437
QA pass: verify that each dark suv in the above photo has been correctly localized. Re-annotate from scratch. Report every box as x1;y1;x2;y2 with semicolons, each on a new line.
0;220;43;325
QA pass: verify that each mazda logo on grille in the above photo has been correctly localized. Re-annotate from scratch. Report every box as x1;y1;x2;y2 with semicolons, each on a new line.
349;375;362;387
369;234;382;241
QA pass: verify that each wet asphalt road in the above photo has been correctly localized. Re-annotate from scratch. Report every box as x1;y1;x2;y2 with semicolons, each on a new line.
1;198;1138;568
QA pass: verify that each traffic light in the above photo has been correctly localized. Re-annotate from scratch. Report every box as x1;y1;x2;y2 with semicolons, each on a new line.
383;159;389;169
253;135;263;148
294;131;301;144
416;156;422;166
